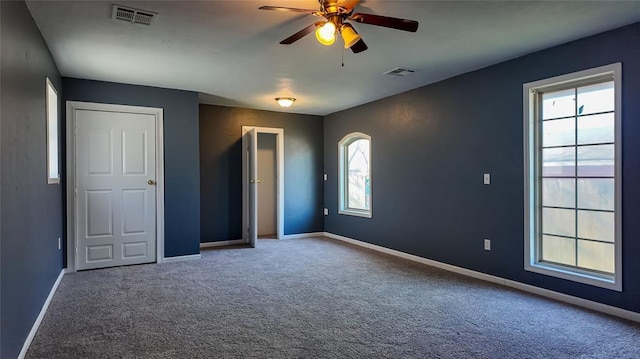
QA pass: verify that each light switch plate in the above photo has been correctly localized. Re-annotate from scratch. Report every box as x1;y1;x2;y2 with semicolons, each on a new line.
323;208;328;216
484;239;491;251
483;173;491;185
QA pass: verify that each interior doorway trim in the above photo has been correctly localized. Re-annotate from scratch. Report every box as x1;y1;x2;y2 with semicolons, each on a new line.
242;126;284;241
65;101;165;272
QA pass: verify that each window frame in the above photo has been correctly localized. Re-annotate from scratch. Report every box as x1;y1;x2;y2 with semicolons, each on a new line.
46;77;60;184
338;132;372;218
523;63;622;291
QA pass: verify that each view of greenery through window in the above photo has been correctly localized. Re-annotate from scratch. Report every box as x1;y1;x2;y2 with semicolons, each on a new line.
540;81;615;274
346;139;370;211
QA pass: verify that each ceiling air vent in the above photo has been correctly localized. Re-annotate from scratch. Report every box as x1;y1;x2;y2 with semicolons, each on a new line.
383;67;417;76
112;5;156;25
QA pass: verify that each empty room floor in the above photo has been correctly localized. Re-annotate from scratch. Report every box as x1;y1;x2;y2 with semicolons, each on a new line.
26;237;640;358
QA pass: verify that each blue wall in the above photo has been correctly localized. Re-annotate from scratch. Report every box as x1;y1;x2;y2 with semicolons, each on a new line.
3;6;637;358
324;23;640;314
62;78;201;258
0;1;64;357
199;105;324;242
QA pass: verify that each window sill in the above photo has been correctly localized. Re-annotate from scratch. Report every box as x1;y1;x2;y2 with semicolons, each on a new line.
338;209;372;218
525;262;621;292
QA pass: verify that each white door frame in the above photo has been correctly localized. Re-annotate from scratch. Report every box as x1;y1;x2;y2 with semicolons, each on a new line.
242;126;284;241
66;101;165;272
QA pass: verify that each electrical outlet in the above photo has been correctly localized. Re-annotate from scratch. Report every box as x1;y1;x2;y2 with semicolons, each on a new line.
323;208;328;216
58;237;61;250
483;173;491;185
484;239;491;251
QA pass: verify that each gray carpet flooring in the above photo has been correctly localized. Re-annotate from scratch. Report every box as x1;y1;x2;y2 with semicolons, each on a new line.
26;237;640;358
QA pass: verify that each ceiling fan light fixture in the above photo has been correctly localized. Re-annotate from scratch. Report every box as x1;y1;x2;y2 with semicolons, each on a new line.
275;97;296;108
315;21;336;46
340;24;361;49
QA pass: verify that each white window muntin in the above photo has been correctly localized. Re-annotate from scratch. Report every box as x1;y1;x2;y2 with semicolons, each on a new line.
524;63;622;291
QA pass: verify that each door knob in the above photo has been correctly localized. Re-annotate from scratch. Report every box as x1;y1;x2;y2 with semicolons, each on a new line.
148;179;156;185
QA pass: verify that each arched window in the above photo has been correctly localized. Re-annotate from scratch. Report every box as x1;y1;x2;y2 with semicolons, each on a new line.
338;132;371;218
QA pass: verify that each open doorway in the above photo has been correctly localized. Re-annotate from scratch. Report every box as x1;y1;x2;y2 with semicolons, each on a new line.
242;126;284;246
257;133;277;238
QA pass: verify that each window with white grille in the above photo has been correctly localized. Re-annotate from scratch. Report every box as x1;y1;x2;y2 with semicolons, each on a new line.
338;133;371;218
524;63;621;290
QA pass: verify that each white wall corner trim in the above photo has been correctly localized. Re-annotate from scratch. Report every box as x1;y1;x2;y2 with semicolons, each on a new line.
322;232;640;324
283;232;325;240
18;269;65;359
163;254;202;263
200;239;246;248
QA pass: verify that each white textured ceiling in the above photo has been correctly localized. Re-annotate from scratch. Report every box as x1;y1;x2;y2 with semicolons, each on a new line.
26;1;640;116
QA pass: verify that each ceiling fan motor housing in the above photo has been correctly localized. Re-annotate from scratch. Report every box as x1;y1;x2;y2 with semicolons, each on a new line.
328;15;343;27
321;1;340;15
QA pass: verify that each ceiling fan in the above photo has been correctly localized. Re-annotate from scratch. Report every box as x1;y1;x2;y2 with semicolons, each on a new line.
259;0;419;53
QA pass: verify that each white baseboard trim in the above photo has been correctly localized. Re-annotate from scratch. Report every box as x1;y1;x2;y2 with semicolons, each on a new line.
18;269;65;359
502;279;640;322
163;254;201;263
323;232;640;323
200;239;245;248
283;232;325;240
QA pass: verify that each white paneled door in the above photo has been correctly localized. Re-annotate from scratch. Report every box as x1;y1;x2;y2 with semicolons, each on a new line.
75;108;157;270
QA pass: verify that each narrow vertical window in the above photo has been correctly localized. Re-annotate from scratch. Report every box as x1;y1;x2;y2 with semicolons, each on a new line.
46;78;60;184
338;132;371;218
524;64;621;290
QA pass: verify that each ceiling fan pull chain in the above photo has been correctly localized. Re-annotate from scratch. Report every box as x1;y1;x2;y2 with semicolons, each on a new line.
341;47;345;67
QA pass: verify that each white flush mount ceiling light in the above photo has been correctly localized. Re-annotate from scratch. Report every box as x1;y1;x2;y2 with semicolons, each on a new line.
275;97;296;108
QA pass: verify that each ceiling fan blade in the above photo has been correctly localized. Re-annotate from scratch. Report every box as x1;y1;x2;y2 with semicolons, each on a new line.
280;22;324;45
259;6;317;15
349;13;419;32
350;38;368;53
